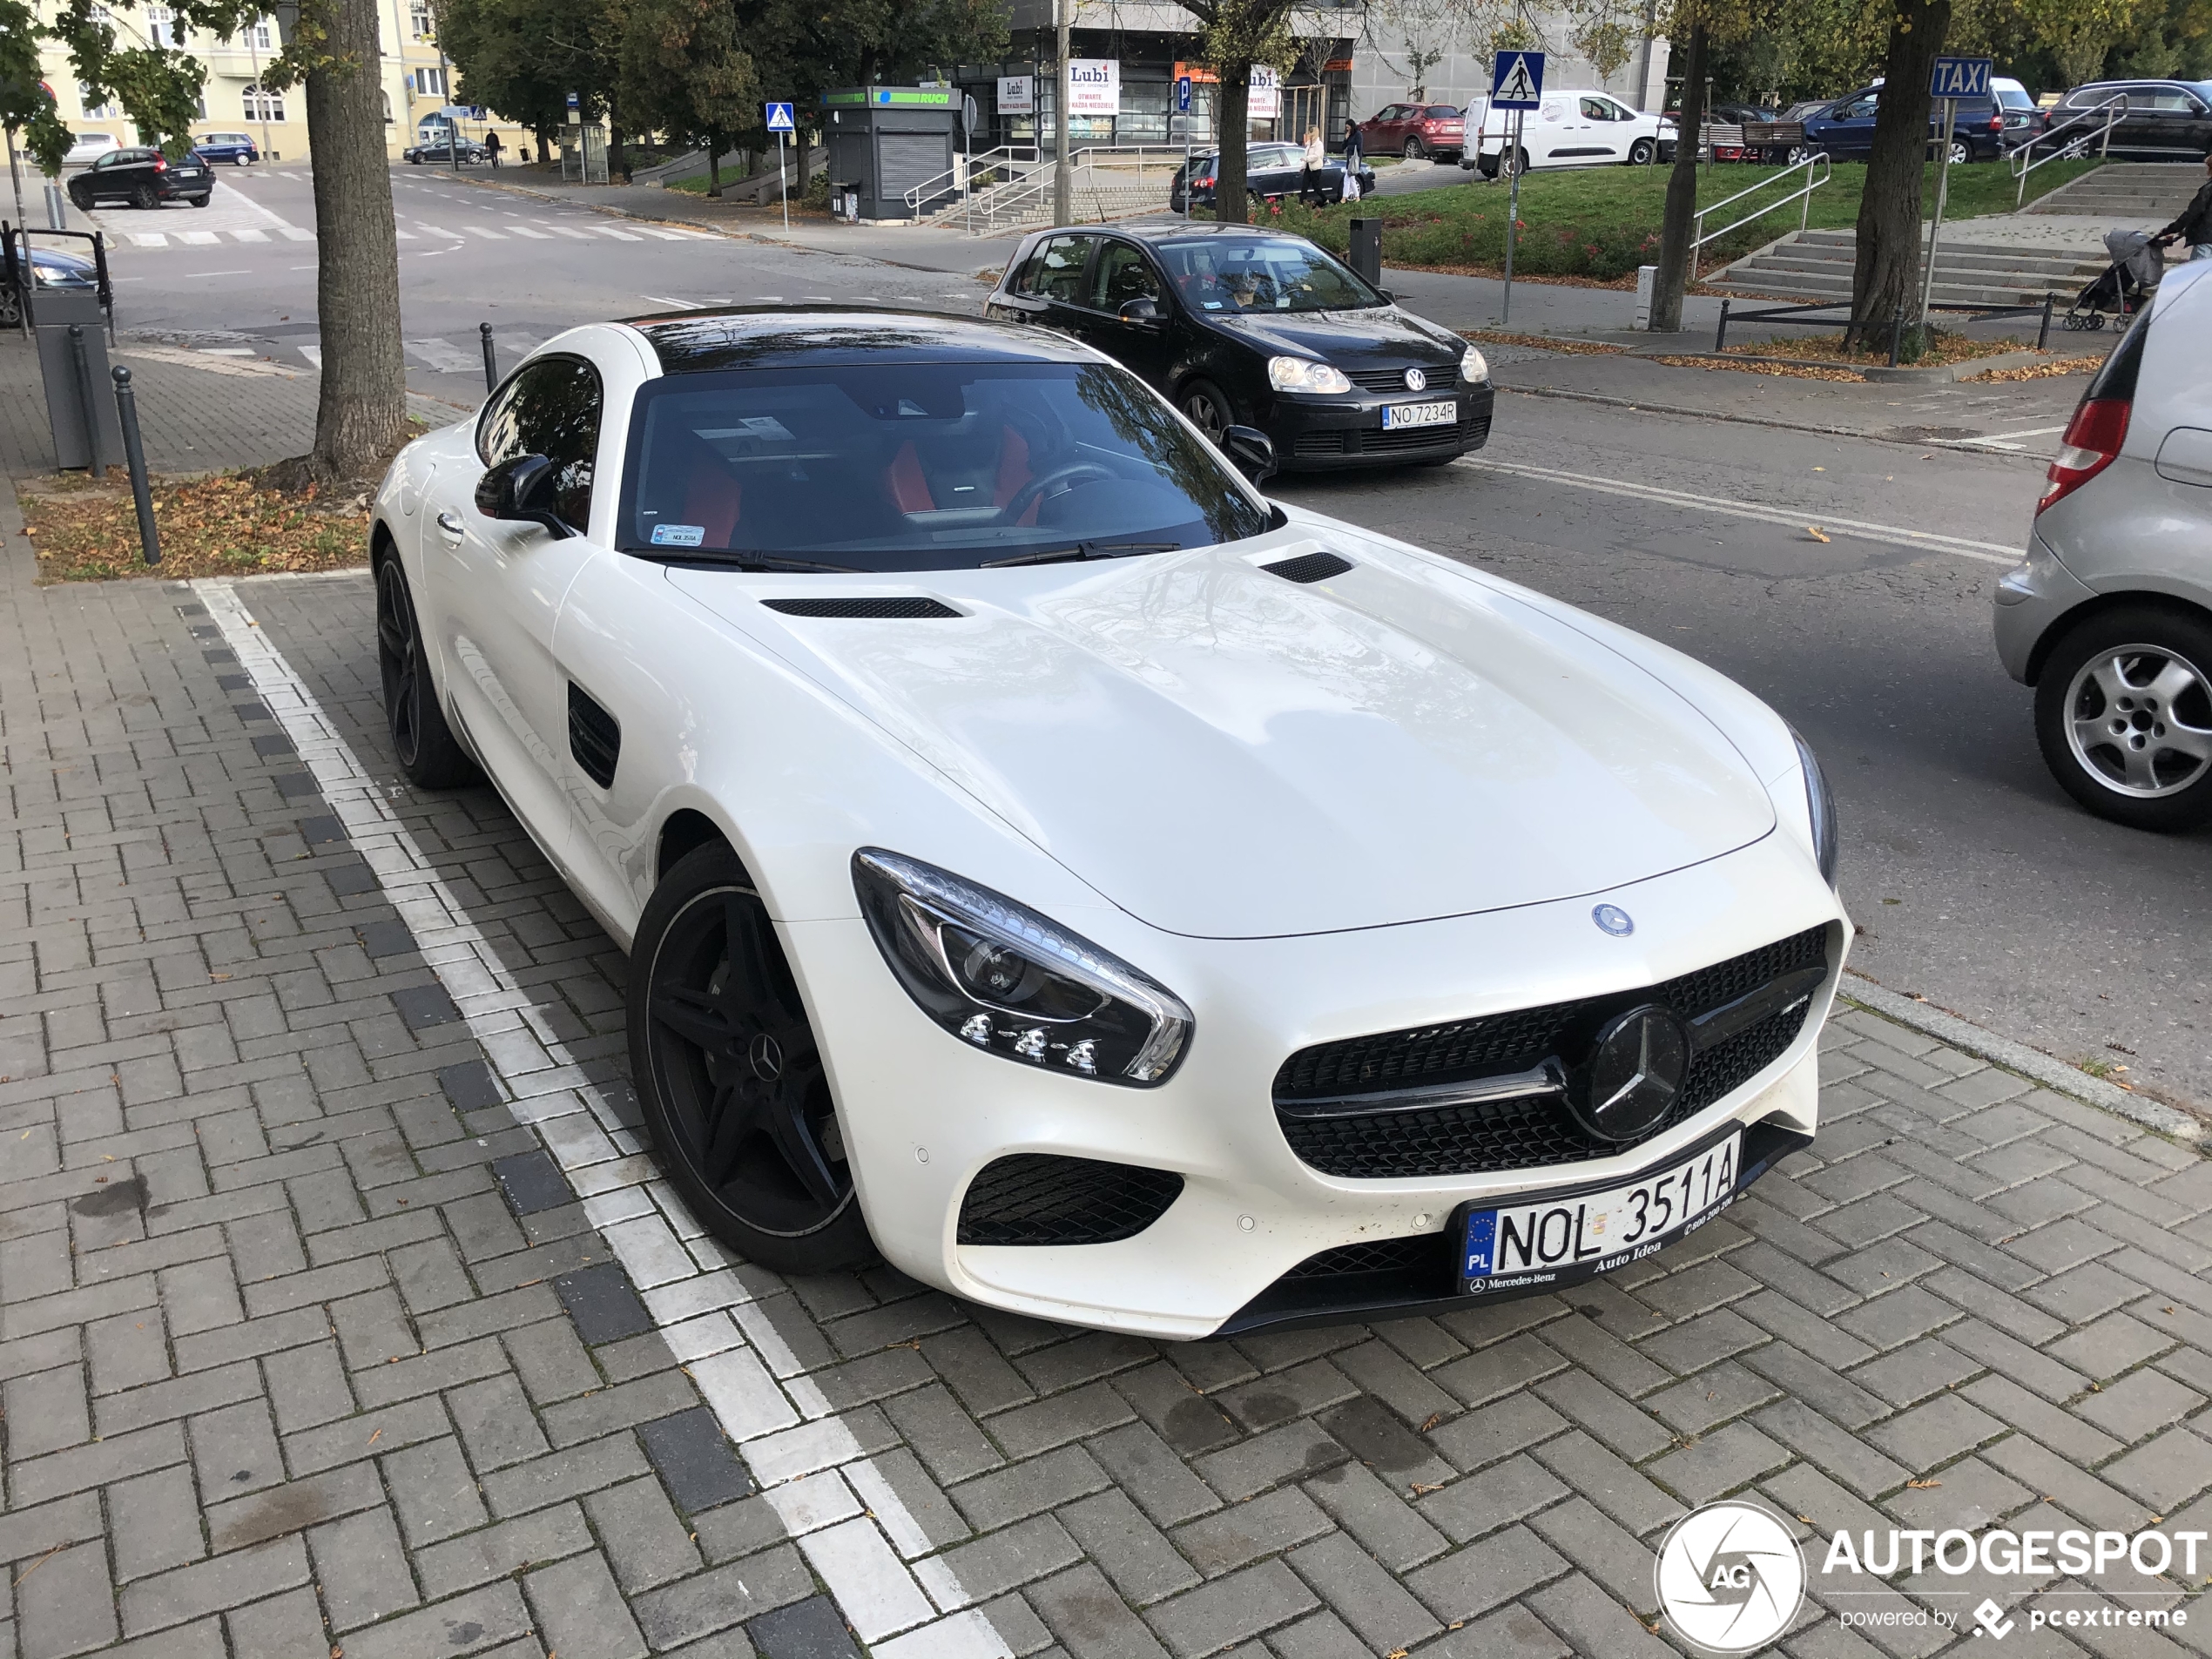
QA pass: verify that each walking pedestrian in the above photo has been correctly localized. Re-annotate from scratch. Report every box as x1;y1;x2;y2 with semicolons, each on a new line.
485;130;502;169
1342;122;1364;202
1299;125;1326;206
2153;149;2212;261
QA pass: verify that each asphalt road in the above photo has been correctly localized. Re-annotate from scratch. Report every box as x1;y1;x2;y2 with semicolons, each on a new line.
89;164;2212;1107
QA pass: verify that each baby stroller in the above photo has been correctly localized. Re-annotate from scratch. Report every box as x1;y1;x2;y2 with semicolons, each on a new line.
2061;228;2164;329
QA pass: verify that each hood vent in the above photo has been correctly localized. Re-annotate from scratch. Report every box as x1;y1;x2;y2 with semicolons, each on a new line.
1262;551;1354;585
765;597;963;619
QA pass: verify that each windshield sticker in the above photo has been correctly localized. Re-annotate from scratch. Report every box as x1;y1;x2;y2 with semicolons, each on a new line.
1203;300;1224;309
698;417;795;442
650;523;706;547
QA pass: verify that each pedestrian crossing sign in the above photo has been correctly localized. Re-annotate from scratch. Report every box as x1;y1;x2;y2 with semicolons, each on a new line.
765;102;795;132
1495;51;1548;109
1491;51;1544;110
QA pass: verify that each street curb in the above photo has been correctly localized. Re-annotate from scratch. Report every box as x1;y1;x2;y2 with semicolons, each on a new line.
1491;383;2045;453
1840;979;2203;1143
1636;346;2063;384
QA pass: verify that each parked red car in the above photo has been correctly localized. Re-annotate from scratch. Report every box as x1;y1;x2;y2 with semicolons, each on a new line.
1357;103;1466;160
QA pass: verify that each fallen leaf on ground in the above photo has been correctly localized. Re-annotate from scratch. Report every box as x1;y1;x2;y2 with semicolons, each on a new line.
1806;527;1831;543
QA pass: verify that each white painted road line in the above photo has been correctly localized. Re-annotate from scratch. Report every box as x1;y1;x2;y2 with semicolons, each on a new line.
403;337;481;373
1456;456;2022;566
509;226;553;239
130;233;166;247
233;227;268;242
280;226;316;240
179;230;219;245
299;345;321;367
595;226;644;240
544;225;592;239
1929;423;2067;451
461;224;509;239
192;581;1011;1659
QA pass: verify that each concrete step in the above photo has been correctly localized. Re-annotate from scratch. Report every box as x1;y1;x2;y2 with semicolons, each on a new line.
2024;161;2202;217
1790;226;2108;268
1746;246;2102;280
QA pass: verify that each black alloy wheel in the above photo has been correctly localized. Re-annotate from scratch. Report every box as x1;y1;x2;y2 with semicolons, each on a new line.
1180;378;1235;442
374;556;480;787
631;844;876;1273
132;183;158;210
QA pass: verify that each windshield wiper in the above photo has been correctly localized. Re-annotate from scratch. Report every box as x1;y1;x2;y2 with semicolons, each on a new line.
629;550;866;573
981;541;1181;569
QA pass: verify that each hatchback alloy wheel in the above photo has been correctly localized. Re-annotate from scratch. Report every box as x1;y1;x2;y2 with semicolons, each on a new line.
1181;380;1233;442
631;846;877;1272
2036;606;2212;831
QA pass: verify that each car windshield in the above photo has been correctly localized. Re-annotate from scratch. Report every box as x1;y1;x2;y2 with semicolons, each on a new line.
616;361;1272;572
1154;238;1385;314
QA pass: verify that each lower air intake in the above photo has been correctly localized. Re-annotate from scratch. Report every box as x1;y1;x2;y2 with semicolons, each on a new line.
957;1154;1184;1245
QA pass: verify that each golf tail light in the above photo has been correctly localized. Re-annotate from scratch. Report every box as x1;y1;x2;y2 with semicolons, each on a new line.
2039;396;2129;513
853;849;1192;1086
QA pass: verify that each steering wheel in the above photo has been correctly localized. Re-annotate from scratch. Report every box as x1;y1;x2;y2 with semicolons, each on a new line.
1003;462;1115;524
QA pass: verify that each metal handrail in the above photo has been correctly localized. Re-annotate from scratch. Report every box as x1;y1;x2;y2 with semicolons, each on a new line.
902;144;1042;218
2011;95;2124;206
942;146;1193;234
1691;152;1831;274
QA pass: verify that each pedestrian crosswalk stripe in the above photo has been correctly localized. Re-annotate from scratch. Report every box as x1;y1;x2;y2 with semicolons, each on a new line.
543;226;591;239
461;225;509;239
280;227;315;241
642;295;706;309
300;345;320;368
233;228;268;242
405;337;480;373
180;231;219;245
594;226;644;240
414;225;462;239
636;227;687;239
395;230;416;240
131;233;166;247
509;226;552;239
665;229;718;239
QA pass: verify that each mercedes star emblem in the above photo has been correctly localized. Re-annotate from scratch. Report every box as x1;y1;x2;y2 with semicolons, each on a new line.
1404;367;1427;392
1572;1004;1691;1142
747;1032;784;1082
1592;903;1634;936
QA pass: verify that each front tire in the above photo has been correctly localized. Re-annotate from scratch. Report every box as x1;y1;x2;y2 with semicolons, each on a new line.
374;556;481;788
1180;377;1236;443
2033;605;2212;831
1629;137;1656;165
630;844;877;1274
132;184;158;210
1946;138;1971;166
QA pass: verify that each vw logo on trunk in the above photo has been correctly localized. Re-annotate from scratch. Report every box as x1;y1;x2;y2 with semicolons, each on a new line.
1403;367;1427;391
1570;1004;1690;1142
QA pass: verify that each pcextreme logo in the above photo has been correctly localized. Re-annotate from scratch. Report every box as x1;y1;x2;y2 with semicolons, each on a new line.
1655;1501;1805;1653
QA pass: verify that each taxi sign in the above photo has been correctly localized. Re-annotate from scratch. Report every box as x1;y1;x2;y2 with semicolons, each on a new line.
1929;57;1993;98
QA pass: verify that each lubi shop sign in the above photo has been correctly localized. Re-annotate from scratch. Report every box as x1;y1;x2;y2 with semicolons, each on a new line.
1066;59;1120;116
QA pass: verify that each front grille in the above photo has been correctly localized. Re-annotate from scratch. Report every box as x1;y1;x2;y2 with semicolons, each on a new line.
1294;431;1350;458
1283;1234;1448;1281
1275;925;1832;1179
1347;365;1460;394
1362;421;1471;455
956;1154;1184;1245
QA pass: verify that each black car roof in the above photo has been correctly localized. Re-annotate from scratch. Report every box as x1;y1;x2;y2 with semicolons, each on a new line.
1108;224;1320;246
621;307;1099;373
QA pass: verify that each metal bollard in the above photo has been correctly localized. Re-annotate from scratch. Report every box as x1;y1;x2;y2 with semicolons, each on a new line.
1713;298;1731;354
111;366;161;565
479;321;498;393
68;324;105;477
2037;292;2054;352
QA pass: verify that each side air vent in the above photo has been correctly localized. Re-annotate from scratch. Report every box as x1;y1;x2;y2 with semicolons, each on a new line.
567;684;621;789
957;1154;1184;1245
764;597;963;619
1262;551;1354;584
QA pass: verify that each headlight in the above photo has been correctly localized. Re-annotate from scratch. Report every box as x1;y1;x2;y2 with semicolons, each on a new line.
853;850;1192;1086
1460;345;1490;383
1268;356;1352;394
1790;727;1840;887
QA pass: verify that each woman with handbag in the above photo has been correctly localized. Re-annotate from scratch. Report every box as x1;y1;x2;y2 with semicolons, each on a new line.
1300;125;1326;206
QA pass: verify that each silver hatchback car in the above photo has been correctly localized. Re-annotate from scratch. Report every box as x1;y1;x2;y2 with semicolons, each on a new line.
1993;260;2212;831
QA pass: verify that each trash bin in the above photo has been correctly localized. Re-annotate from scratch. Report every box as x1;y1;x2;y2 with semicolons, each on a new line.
1347;218;1382;287
37;292;124;471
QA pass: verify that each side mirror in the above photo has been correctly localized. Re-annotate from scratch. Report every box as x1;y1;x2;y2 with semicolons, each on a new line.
1118;296;1163;324
1220;424;1278;486
475;454;572;537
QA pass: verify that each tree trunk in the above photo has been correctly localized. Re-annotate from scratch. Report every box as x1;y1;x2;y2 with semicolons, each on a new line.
1845;0;1952;350
706;128;722;197
1216;71;1250;224
1649;20;1707;334
610;119;631;184
305;0;407;482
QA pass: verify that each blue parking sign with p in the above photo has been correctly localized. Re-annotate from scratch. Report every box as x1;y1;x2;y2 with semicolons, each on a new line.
1177;76;1191;112
1491;51;1544;110
1929;57;1992;98
765;101;796;132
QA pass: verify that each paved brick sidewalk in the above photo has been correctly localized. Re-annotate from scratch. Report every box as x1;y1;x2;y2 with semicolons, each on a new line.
5;525;2212;1659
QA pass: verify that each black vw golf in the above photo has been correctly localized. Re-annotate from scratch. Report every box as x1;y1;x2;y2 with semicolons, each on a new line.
986;225;1493;472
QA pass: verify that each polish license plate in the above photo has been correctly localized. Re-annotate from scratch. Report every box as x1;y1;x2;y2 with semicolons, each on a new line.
1456;1130;1742;1296
1382;399;1455;430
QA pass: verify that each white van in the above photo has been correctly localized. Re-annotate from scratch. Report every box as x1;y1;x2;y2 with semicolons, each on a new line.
1465;92;1677;175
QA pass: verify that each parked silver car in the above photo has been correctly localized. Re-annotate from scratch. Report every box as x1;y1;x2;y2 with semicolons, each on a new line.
1993;260;2212;830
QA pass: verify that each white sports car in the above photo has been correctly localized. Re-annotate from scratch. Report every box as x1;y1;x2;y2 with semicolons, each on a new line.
371;308;1849;1339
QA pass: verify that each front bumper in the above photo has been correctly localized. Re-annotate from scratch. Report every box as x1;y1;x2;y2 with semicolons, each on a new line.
795;831;1845;1339
1264;380;1495;470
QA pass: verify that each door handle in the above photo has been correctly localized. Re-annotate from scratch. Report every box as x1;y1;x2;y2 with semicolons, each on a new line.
435;510;464;539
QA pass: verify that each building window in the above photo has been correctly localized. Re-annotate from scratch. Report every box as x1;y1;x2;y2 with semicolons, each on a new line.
383;91;394;124
244;83;285;121
78;83;119;118
145;5;174;45
409;0;432;38
413;66;445;98
247;17;272;48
